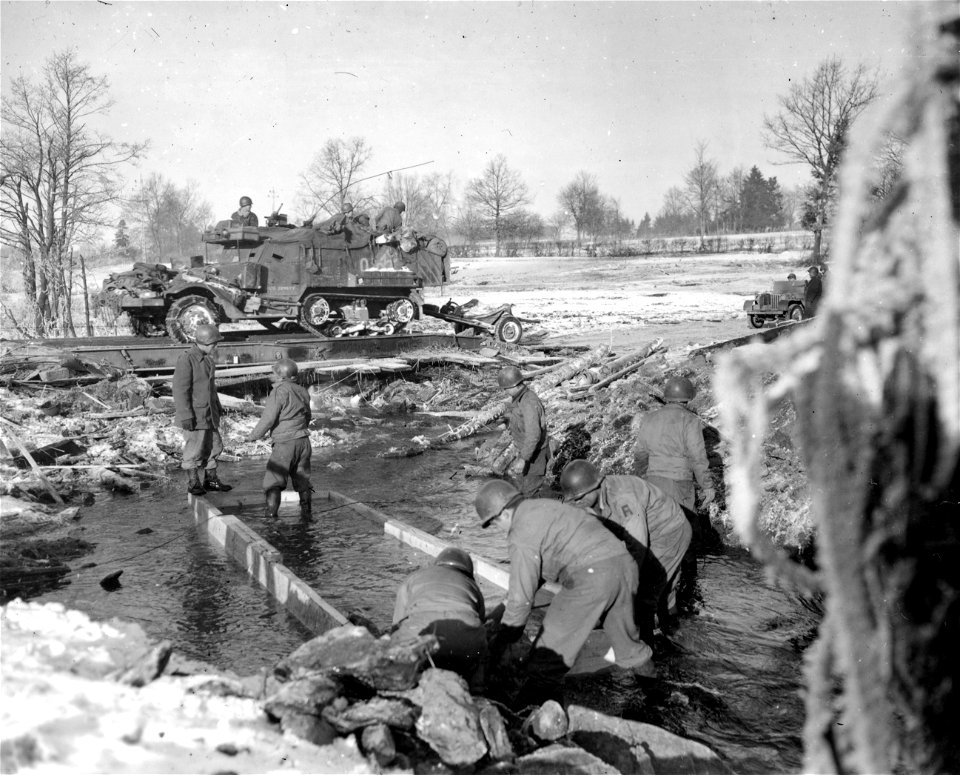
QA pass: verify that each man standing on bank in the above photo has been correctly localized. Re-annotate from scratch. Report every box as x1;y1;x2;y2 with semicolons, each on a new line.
560;459;691;640
476;480;654;706
498;365;549;498
173;324;232;496
246;358;313;518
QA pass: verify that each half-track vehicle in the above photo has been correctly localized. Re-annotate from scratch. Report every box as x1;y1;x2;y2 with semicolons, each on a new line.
99;213;449;342
742;279;806;328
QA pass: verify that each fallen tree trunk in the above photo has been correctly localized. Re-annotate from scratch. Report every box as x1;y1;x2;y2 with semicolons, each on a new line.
567;339;665;398
379;346;612;459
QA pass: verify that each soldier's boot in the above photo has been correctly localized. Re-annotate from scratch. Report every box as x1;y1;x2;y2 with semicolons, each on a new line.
203;469;233;492
187;468;206;496
298;489;313;519
264;488;282;518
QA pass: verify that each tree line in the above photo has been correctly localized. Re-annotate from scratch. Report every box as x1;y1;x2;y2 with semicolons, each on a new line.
2;49;903;336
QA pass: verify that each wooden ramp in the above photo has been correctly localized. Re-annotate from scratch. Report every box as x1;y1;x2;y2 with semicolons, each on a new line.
193;488;617;676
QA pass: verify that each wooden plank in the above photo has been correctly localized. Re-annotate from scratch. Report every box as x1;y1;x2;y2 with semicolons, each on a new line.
316;489;561;596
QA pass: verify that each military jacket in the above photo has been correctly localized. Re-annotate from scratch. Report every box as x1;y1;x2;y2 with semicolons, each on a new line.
634;403;710;489
393;564;485;632
506;386;547;463
598;474;689;561
502;499;630;629
249;380;312;443
173;345;222;429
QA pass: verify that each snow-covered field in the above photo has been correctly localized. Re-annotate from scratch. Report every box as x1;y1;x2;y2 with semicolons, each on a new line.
420;250;810;350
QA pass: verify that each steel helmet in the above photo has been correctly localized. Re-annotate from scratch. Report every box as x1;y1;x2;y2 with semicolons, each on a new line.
475;480;521;527
663;376;695;403
342;202;354;213
497;365;524;389
560;459;602;501
273;358;299;379
394;201;406;212
808;265;820;276
194;324;222;345
239;196;253;207
435;547;474;576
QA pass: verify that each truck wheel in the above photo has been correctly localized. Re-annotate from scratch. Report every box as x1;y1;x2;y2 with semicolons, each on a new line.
748;315;765;329
787;304;804;322
495;315;523;344
166;295;219;343
300;294;331;336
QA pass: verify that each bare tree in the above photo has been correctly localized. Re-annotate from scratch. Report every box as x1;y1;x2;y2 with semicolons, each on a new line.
0;49;146;335
464;154;530;255
558;171;603;247
763;56;879;261
547;210;569;243
299;137;372;222
126;174;211;265
872;131;906;202
683;140;720;249
720;166;747;233
451;203;488;255
421;171;456;236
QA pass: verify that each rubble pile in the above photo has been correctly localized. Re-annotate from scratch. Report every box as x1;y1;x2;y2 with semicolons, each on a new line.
2;600;730;774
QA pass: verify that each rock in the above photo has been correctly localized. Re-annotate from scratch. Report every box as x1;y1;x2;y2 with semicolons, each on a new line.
322;697;419;734
360;723;396;767
279;711;339;746
410;669;487;767
566;705;732;774
517;742;619;774
184;675;254;699
275;624;436;692
522;700;568;742
263;674;342;720
116;641;173;687
475;698;514;761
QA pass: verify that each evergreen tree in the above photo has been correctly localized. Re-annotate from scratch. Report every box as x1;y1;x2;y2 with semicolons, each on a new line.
741;166;785;231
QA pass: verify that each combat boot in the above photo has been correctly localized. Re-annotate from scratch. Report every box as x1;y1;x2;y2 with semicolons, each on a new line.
298;489;313;518
264;488;282;518
187;468;205;496
203;469;233;492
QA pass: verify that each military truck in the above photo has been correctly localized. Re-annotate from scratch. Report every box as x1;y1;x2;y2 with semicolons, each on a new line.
99;214;449;342
742;279;807;328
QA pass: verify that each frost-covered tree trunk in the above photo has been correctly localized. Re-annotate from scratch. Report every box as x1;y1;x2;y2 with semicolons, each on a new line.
718;8;959;773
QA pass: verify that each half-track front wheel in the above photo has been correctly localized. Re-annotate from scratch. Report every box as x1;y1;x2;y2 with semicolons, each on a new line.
300;294;331;336
748;315;765;329
495;315;523;344
166;295;220;343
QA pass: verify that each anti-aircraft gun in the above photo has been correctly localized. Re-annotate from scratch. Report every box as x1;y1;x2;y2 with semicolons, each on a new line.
97;210;449;342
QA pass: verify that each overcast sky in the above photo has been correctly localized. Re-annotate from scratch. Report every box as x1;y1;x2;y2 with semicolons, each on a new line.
1;1;927;227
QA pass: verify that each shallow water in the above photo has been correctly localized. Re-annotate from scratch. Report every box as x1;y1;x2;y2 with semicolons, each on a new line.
36;411;815;772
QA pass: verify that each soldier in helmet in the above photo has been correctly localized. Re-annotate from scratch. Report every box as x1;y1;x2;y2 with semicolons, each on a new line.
314;201;354;235
634;375;716;599
246;358;313;518
804;265;823;318
392;547;487;690
372;200;405;236
635;376;715;515
498;365;549;497
173;324;233;496
476;480;654;706
231;196;259;227
560;459;691;640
